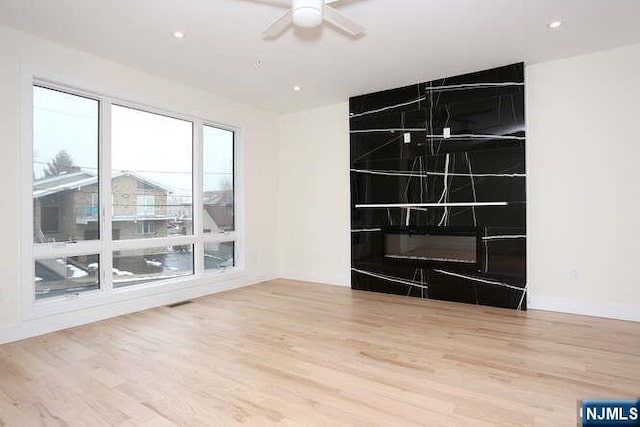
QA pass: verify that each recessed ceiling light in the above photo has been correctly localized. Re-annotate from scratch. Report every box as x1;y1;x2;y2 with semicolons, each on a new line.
173;31;185;39
293;85;301;92
548;21;562;29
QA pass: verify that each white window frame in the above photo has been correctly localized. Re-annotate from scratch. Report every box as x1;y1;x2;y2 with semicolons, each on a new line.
136;194;156;217
137;221;156;236
202;123;236;234
20;73;244;320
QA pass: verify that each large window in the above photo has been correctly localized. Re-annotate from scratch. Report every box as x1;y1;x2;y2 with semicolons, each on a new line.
33;86;99;244
203;125;234;233
35;255;100;300
204;241;235;270
112;105;193;239
29;83;238;304
113;246;194;288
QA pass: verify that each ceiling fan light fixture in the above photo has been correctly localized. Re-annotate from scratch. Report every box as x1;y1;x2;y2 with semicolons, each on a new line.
261;0;365;38
292;0;323;28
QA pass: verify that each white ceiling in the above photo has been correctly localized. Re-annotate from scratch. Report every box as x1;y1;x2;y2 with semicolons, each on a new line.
1;0;639;113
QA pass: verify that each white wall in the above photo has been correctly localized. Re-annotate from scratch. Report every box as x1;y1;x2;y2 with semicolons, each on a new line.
0;25;279;339
2;25;637;343
278;103;351;286
277;43;640;321
526;43;640;321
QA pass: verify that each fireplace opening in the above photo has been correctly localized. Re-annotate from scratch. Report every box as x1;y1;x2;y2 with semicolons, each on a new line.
384;227;480;267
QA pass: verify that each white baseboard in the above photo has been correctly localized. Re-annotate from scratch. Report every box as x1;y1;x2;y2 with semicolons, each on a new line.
528;295;640;322
0;271;277;345
279;271;350;287
279;276;640;322
7;273;634;346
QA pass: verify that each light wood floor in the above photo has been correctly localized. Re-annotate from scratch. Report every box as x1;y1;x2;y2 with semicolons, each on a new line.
0;280;639;426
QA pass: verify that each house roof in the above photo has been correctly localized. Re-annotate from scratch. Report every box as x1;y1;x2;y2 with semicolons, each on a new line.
33;171;95;192
204;205;233;230
203;190;234;230
33;170;174;198
204;190;233;206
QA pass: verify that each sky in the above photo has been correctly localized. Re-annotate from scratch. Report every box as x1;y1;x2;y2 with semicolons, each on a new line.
33;86;233;199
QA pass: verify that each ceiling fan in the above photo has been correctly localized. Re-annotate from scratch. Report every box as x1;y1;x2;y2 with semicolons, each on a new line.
256;0;365;38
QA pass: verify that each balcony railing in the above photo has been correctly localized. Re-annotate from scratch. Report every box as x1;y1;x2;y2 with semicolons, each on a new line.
76;207;99;224
76;206;192;224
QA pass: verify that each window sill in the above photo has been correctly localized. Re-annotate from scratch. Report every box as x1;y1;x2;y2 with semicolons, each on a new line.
24;267;246;321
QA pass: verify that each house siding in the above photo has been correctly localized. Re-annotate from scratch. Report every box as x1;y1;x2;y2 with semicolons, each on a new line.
34;174;172;244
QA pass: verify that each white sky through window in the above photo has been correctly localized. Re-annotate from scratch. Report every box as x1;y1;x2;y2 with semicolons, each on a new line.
112;105;193;196
33;87;234;199
33;86;98;180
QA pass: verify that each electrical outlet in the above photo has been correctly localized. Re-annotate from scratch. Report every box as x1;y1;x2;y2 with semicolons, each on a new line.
569;268;579;280
443;127;451;139
403;132;411;143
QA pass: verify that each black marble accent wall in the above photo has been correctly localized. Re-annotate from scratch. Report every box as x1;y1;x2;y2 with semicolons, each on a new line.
350;63;526;310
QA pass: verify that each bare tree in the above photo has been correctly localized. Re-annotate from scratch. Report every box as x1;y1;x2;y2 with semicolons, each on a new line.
220;176;233;191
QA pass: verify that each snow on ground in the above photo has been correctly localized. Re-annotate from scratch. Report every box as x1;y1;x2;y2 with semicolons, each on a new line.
113;268;134;276
145;259;163;267
67;264;88;278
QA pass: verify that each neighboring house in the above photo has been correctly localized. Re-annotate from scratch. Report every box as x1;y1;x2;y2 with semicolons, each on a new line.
33;170;175;243
166;193;193;236
203;190;234;233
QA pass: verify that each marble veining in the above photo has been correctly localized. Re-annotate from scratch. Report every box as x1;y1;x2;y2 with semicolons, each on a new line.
350;63;526;310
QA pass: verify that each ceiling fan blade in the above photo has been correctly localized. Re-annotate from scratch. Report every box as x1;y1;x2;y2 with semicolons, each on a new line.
325;0;340;3
245;0;291;7
263;10;294;38
323;5;365;36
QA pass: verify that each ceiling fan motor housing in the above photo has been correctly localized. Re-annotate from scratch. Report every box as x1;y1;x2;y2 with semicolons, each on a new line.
292;0;324;28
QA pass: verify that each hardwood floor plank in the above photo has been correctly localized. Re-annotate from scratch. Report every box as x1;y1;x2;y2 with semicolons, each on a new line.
0;279;638;426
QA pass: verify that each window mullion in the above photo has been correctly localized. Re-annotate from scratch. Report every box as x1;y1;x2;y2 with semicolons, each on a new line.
100;98;113;292
201;231;237;244
32;241;103;260
194;120;204;276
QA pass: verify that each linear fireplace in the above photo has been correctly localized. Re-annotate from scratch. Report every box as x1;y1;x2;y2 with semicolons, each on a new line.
384;227;482;271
